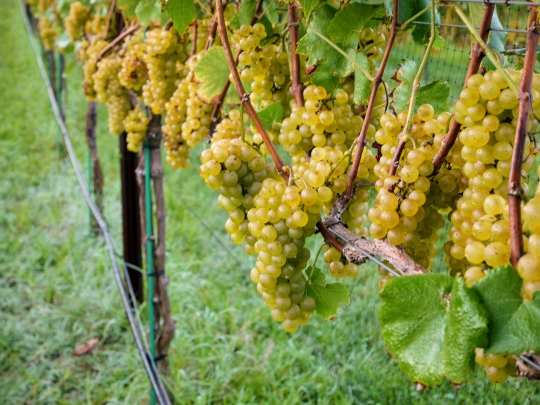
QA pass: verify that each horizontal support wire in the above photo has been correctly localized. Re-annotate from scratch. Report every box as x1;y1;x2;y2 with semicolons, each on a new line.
327;228;401;277
18;1;171;403
444;0;539;6
404;20;529;34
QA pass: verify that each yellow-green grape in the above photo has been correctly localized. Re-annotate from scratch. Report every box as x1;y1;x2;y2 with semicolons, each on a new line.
65;1;90;41
181;79;213;147
141;28;188;115
123;106;150;153
38;0;52;14
464;266;485;287
38;16;58;51
358;24;388;72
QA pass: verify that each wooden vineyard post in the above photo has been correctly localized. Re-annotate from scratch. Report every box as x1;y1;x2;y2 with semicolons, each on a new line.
120;132;144;303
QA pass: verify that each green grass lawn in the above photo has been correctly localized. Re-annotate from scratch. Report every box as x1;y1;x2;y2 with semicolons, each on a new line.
1;0;540;403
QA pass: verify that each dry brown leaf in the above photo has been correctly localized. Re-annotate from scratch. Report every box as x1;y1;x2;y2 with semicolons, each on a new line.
73;338;99;356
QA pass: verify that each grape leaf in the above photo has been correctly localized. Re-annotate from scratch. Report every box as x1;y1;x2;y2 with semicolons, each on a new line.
380;275;488;386
472;266;540;355
117;0;139;19
354;52;371;105
444;278;489;383
468;3;507;54
392;60;450;114
305;266;350;321
353;0;385;5
194;47;231;104
415;80;450;114
136;0;161;27
164;0;196;37
258;102;283;132
327;3;375;47
297;0;319;19
297;5;355;93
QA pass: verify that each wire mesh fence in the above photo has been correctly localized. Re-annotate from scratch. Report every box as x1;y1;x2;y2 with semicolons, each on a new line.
386;1;535;100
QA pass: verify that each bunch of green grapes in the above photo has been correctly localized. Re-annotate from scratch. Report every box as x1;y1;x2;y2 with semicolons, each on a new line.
446;70;539;278
38;15;57;51
119;31;147;91
162;63;190;169
93;55;131;134
475;348;517;383
233;23;293;110
141;28;187;115
80;38;109;100
246;177;320;332
369;105;449;276
65;1;90;41
123;106;150;152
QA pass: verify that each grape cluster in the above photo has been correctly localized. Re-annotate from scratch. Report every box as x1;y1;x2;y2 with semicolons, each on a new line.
80;38;108;100
142;28;187;115
93;55;131;134
84;14;108;38
65;1;90;41
447;70;539;278
475;348;517;383
233;23;292;110
123;106;150;152
38;16;57;51
369;105;449;276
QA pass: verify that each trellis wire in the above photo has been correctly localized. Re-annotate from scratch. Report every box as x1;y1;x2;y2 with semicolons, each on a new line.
18;1;171;403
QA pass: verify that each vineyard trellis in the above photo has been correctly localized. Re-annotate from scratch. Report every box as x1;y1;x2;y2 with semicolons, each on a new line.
18;0;540;403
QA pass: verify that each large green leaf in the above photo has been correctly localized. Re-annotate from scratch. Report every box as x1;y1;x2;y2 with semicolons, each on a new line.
416;80;450;114
136;0;161;27
473;266;540;355
297;5;355;93
164;0;196;36
327;3;375;47
305;266;350;321
194;46;230;104
380;275;488;386
297;0;319;19
392;60;450;114
444;278;489;383
258;102;283;132
354;52;371;105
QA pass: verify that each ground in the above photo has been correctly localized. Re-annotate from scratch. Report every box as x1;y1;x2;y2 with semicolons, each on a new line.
1;0;540;403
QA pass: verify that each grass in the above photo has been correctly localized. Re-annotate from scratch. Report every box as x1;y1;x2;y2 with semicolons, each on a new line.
1;0;540;403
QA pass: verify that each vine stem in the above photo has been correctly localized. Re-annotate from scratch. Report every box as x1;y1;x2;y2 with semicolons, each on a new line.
97;24;139;61
431;4;495;173
215;0;287;178
452;5;519;94
191;21;198;57
209;0;264;138
288;3;304;106
333;0;399;216
388;0;436;180
103;0;117;40
508;8;539;267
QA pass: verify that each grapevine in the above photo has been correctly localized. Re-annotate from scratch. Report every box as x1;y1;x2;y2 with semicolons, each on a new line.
26;0;540;390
